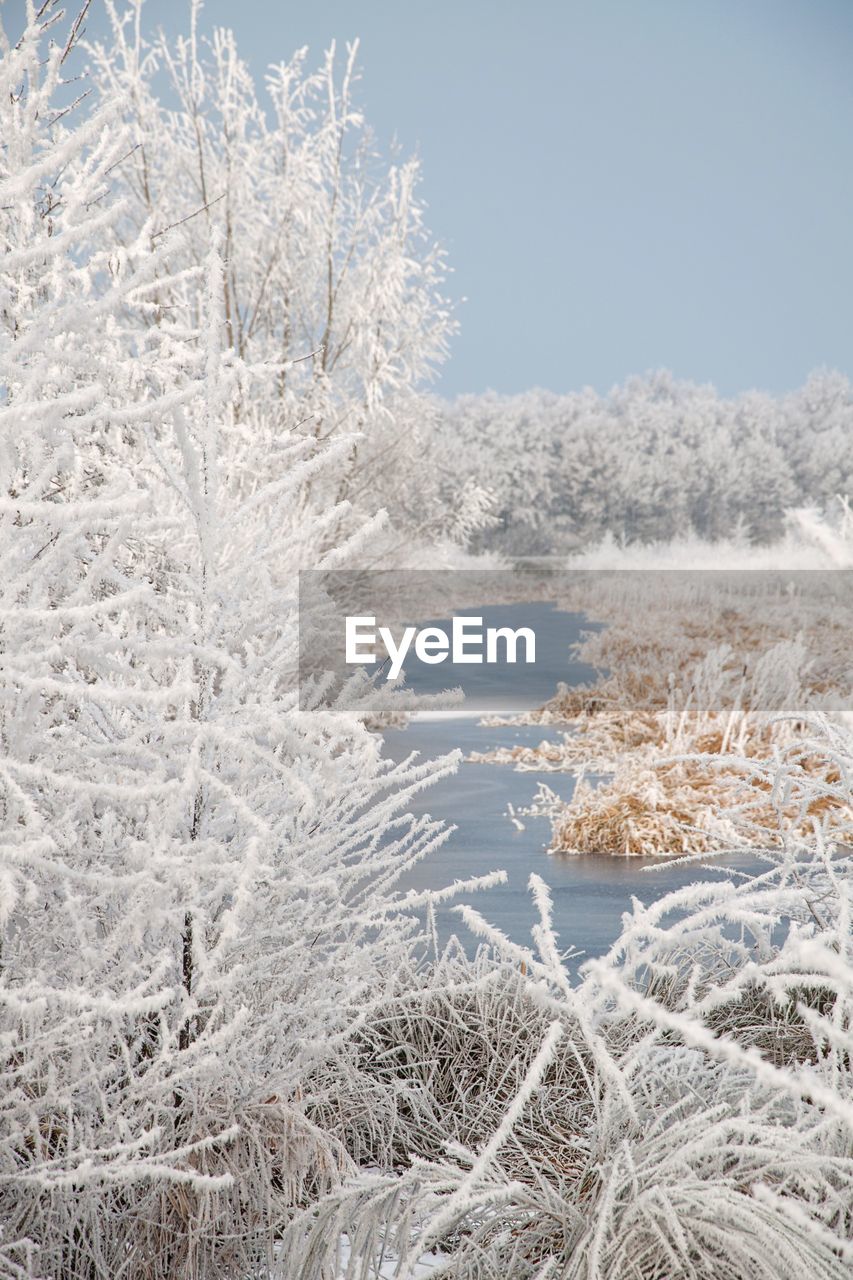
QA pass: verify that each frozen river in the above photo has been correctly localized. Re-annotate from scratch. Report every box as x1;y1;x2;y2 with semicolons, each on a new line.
382;602;761;967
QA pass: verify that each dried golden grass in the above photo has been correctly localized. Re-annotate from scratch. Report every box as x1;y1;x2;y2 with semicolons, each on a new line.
549;765;737;857
474;591;853;857
545;747;851;857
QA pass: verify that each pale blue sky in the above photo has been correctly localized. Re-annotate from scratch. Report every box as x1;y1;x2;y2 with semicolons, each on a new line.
14;0;853;398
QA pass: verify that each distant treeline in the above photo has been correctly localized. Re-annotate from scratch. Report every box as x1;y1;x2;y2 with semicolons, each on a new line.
432;369;853;553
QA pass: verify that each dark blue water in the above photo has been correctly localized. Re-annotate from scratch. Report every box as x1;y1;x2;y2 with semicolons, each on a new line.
383;604;761;967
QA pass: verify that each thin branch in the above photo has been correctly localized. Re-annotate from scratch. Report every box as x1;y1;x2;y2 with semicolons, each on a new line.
151;194;225;242
61;0;92;65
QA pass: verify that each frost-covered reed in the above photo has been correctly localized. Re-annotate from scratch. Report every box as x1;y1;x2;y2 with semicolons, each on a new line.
283;720;853;1277
477;572;853;856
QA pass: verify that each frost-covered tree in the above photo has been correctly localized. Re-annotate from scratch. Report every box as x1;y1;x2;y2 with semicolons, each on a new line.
84;0;489;563
0;4;232;1263
433;390;562;554
782;369;853;507
0;7;481;1275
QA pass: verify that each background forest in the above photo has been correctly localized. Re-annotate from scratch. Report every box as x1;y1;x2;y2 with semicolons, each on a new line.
436;372;853;553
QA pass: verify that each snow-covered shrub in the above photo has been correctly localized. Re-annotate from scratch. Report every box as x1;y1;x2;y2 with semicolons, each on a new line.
0;7;487;1276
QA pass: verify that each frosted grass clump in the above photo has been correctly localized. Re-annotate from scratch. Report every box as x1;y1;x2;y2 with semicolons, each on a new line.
284;718;852;1279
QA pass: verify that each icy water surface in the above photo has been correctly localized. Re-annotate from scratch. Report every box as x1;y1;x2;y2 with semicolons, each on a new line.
382;603;762;967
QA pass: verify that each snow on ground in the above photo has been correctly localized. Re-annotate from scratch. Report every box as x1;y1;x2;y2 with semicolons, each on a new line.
336;1238;444;1278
